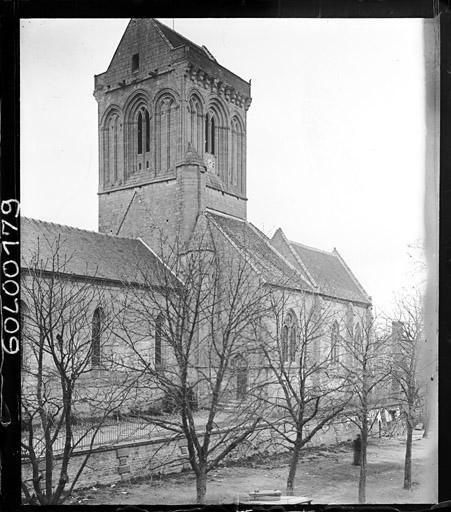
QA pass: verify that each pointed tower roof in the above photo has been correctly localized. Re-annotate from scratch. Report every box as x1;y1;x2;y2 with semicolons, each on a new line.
95;18;251;102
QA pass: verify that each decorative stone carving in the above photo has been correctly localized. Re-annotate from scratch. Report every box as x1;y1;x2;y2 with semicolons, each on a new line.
185;64;251;109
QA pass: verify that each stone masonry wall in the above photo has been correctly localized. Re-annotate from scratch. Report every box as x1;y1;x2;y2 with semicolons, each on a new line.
22;413;403;494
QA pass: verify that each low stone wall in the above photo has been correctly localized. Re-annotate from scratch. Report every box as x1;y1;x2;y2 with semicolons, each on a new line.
22;412;402;494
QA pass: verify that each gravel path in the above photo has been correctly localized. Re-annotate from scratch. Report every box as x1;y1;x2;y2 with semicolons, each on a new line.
69;432;436;505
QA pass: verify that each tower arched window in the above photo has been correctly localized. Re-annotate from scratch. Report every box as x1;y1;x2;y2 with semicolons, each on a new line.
102;111;120;187
92;307;104;367
204;102;228;179
145;110;150;152
205;112;216;155
155;95;177;175
331;321;340;363
137;112;143;154
125;98;151;178
155;313;164;368
231;116;245;193
188;95;203;153
134;106;150;169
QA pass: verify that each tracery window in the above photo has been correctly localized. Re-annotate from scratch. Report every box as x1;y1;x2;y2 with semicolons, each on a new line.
92;307;104;367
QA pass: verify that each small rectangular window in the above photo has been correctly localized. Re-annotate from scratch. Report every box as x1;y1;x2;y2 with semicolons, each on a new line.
132;53;139;72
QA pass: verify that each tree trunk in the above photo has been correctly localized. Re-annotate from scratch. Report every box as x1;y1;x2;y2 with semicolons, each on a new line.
404;419;413;489
286;433;303;495
358;422;368;503
196;467;208;504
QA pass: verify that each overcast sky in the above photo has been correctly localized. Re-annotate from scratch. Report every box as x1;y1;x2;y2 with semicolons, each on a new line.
20;18;432;313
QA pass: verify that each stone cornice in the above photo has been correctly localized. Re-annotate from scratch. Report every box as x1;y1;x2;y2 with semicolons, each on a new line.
185;64;252;111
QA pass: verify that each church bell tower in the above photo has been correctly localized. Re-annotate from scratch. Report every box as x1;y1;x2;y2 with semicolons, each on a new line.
94;18;252;245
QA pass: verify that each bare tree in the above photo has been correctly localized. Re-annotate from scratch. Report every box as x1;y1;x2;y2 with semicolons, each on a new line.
390;290;425;490
117;228;271;503
21;236;134;504
260;292;352;494
340;309;391;503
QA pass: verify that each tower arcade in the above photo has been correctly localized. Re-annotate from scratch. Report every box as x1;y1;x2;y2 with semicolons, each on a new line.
94;19;252;245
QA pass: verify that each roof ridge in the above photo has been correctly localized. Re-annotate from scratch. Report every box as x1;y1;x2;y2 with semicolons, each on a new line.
274;228;317;288
206;213;263;279
136;237;182;286
153;18;215;60
22;216;139;242
205;208;245;223
289;238;334;256
246;223;312;291
332;248;371;302
150;18;175;50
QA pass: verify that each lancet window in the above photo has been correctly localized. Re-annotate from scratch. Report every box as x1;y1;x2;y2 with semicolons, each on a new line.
204;102;228;179
281;310;297;363
188;95;203;154
231;116;245;193
155;95;177;174
102;111;120;186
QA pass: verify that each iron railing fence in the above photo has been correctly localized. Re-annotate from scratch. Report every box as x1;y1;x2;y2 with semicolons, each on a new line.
22;417;157;457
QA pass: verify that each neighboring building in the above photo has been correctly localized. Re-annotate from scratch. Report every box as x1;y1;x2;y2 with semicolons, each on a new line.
21;18;372;408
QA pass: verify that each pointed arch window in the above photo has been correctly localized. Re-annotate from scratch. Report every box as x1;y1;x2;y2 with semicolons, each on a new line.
103;111;120;187
231;116;245;192
125;99;151;177
188;95;203;153
137;112;143;154
135;106;150;159
156;95;177;174
145;110;150;152
281;311;297;363
204;102;228;180
205;112;216;155
92;307;104;367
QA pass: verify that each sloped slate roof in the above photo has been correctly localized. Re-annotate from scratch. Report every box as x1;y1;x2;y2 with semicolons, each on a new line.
152;19;217;61
289;240;370;304
206;211;312;292
21;217;174;287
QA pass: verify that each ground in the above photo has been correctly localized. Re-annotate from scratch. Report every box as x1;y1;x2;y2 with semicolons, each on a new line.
69;432;435;505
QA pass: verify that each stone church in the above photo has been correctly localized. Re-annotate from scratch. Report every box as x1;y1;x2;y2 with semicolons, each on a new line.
21;19;371;406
